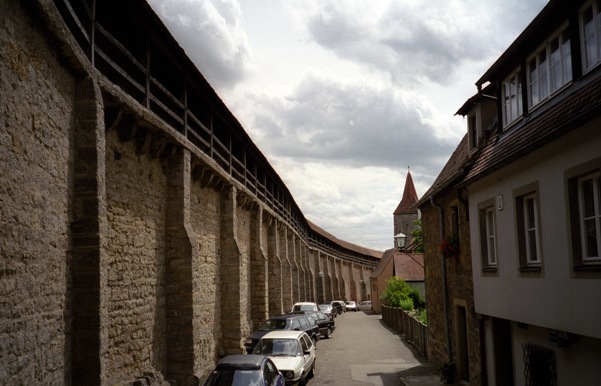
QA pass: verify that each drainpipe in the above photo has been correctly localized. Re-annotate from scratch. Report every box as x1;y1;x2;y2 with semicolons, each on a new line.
430;196;452;362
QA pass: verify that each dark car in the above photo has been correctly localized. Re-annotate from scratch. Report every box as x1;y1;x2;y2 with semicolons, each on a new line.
318;303;337;318
331;300;346;314
306;311;335;339
203;354;285;386
244;314;320;354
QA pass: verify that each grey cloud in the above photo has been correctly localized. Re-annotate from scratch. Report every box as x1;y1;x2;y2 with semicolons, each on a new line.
246;75;455;171
305;0;548;87
148;0;250;89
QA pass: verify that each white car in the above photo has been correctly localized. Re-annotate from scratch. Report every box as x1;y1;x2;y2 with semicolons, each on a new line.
290;301;319;313
345;300;358;311
253;330;316;385
358;301;372;311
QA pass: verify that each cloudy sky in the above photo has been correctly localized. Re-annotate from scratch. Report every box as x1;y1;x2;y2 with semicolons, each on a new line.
148;0;548;252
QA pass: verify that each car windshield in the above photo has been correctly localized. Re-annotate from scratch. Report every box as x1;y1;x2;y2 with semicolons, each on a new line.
319;304;331;310
259;319;287;331
204;369;262;386
292;304;315;311
253;338;301;357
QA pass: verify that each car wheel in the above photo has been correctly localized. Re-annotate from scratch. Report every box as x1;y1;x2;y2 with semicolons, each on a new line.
325;327;332;339
308;359;316;379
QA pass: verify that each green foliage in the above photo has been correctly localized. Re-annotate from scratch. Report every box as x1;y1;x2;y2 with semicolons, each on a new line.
407;309;427;325
380;277;425;311
412;219;424;253
408;289;426;310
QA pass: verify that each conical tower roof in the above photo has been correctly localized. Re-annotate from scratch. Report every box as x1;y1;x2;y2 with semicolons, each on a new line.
393;169;418;215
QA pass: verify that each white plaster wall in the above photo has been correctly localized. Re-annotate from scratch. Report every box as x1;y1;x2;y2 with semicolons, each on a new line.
469;116;601;339
512;322;601;385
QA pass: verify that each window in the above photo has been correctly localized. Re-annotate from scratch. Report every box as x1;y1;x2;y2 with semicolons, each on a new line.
479;200;497;271
515;185;542;272
578;173;601;262
264;359;277;385
566;158;601;272
502;69;523;127
522;343;556;386
528;27;572;108
291;319;301;330
450;205;460;236
581;0;601;71
468;114;478;150
485;208;497;265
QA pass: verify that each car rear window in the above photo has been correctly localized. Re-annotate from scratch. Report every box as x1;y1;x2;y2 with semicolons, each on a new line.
260;319;287;330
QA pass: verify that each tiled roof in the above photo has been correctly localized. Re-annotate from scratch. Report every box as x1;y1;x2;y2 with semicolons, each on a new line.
307;220;383;258
393;170;419;215
463;72;601;185
393;251;425;282
370;248;394;278
370;248;424;281
416;134;469;207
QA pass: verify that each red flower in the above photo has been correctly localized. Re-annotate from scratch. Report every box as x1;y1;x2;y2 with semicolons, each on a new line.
439;235;460;259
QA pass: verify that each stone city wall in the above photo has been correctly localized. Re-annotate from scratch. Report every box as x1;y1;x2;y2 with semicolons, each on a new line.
0;1;376;385
1;1;74;384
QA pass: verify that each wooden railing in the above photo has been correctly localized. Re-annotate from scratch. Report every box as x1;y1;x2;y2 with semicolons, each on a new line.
381;305;428;359
51;0;380;268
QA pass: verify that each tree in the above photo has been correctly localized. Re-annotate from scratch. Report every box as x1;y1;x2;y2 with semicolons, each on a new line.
380;277;425;311
412;219;424;253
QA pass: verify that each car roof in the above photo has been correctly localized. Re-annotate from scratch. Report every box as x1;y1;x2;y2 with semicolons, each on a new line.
268;314;305;320
215;354;267;369
261;330;306;339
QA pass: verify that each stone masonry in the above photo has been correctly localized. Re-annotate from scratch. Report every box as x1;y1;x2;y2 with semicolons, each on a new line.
0;1;376;385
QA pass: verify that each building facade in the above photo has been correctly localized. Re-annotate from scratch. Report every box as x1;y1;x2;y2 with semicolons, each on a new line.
420;0;601;384
416;135;483;384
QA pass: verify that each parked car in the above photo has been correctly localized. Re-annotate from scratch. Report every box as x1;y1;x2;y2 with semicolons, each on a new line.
318;303;337;318
244;314;320;354
203;354;285;386
290;302;319;313
358;300;372;312
331;300;346;314
305;311;335;339
253;331;316;385
345;300;358;311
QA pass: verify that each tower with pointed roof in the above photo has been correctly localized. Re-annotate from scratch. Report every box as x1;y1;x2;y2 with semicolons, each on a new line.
393;168;419;243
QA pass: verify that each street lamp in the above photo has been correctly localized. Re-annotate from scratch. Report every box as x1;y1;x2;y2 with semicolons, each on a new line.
394;232;407;251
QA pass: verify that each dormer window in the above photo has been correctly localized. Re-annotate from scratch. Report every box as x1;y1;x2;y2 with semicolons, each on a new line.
502;69;522;128
581;0;601;72
527;26;572;108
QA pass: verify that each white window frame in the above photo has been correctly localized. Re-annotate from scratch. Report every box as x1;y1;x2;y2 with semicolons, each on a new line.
485;207;497;266
522;193;541;265
580;0;601;72
578;172;601;263
502;69;523;128
527;26;572;108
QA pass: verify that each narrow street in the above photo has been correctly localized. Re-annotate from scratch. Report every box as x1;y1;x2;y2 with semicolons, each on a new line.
311;310;437;386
